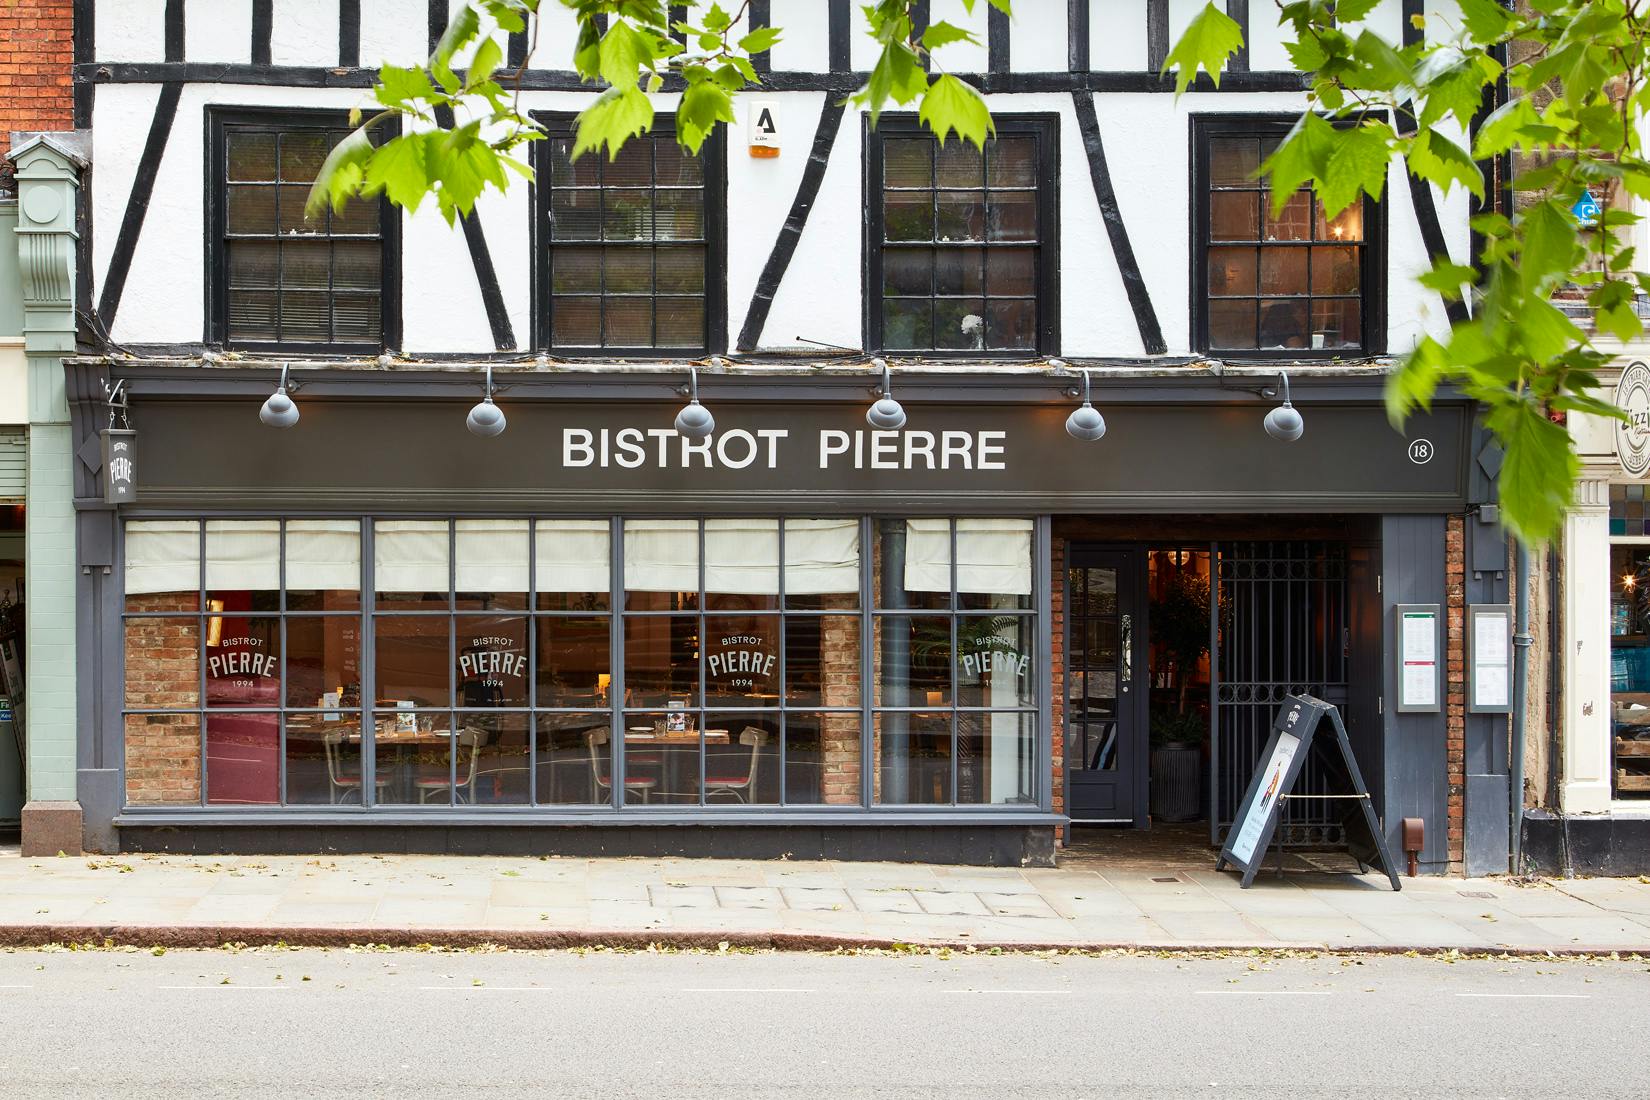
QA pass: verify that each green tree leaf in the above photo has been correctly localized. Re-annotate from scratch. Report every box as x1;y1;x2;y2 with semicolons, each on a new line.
1486;397;1578;546
1161;2;1245;96
918;74;994;149
573;85;655;160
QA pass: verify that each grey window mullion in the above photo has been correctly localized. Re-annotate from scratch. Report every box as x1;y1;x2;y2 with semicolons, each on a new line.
610;516;624;809
362;517;376;805
527;517;537;806
1035;515;1052;812
198;521;208;807
777;518;786;807
860;515;873;809
448;520;457;806
950;517;959;805
698;518;706;807
278;520;288;807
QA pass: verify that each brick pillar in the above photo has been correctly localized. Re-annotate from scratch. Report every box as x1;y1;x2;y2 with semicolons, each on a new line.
0;0;74;190
1446;514;1466;874
1050;537;1065;843
819;595;861;804
122;596;202;805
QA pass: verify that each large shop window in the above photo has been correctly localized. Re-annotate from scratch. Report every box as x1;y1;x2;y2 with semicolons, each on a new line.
1193;115;1382;357
120;517;1041;812
533;115;724;355
866;116;1058;355
207;108;398;352
1608;484;1650;800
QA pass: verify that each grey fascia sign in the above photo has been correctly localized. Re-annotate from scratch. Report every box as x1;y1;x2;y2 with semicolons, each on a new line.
1466;603;1513;715
1394;603;1442;714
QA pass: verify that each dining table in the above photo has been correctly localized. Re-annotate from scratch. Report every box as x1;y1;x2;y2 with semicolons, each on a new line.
624;725;729;802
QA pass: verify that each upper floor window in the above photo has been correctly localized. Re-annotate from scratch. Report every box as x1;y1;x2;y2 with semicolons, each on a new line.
207;109;398;352
534;116;725;355
866;116;1059;355
1193;116;1384;358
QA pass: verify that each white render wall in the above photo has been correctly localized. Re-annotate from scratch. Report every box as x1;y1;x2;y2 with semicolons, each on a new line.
86;0;1472;358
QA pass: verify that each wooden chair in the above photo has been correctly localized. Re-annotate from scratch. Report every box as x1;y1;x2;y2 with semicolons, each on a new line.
705;727;769;804
588;728;658;804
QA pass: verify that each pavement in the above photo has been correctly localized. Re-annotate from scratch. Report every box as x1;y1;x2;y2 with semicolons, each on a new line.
2;843;1649;953
4;950;1646;1098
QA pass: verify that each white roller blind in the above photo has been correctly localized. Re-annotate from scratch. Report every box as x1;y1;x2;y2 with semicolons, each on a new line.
286;520;360;591
623;519;698;593
125;520;200;596
456;520;528;593
205;520;280;591
784;519;861;594
374;520;450;593
705;519;779;595
535;520;610;593
903;518;1032;595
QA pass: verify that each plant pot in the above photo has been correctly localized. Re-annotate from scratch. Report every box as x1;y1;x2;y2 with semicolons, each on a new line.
1150;743;1202;823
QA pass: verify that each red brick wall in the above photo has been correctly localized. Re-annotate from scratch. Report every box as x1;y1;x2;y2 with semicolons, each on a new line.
1445;514;1466;873
0;0;75;190
124;595;202;805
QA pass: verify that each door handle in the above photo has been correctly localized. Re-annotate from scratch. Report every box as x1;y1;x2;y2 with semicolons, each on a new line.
1120;614;1132;692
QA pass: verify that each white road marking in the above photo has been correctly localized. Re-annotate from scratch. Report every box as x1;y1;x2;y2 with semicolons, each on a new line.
0;984;33;990
156;985;294;991
1455;992;1589;999
1194;990;1333;995
417;986;557;992
944;989;1073;995
677;987;814;993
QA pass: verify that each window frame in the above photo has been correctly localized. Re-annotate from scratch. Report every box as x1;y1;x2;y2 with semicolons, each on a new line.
863;113;1061;358
529;112;728;358
204;106;403;355
1189;113;1387;360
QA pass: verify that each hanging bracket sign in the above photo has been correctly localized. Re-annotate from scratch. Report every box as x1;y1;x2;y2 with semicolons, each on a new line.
1216;694;1401;890
100;428;137;504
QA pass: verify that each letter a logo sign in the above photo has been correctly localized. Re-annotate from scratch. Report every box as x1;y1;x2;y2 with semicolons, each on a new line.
748;100;780;155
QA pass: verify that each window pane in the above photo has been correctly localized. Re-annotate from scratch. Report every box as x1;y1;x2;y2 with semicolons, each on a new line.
279;131;330;180
1264;191;1312;241
228;291;278;341
282;240;330;288
537;712;611;804
125;617;200;708
935;140;984;187
603;297;652;345
604;248;652;293
956;615;1034;707
281;290;331;341
332;240;380;290
786;614;861;708
655;298;705;348
784;712;862;805
655;246;704;293
332;194;379;235
654;140;703;186
456;519;528;610
624;519;699;610
705;713;779;805
536;519;610;611
228;240;279;288
874;710;952;804
1208;299;1258;349
884;138;933;187
653;191;704;240
374;616;450;707
126;520;200;611
987;136;1036;188
885;193;933;241
987;247;1035;296
206;712;279;805
286;519;360;610
206;519;279;607
785;519;861;610
552;246;601;293
1209;137;1260;187
936;191;985;241
333;293;381;341
227;185;276;233
885;247;934;295
125;712;201;805
203;612;278;702
934;298;987;350
551;295;601;345
1257;298;1310;349
549;137;598;186
1311;299;1361;349
956;518;1034;610
1311;245;1361;295
375;520;449;609
984;299;1036;350
284;714;362;806
705;519;779;610
465;712;531;804
881;297;933;349
878;519;950;610
703;615;782;705
1259;247;1308;295
876;616;952;707
457;615;529;707
602;191;651;239
1210;191;1258;241
375;711;454;805
956;712;1035;804
1318;200;1364;242
623;615;700;707
1208;247;1257;296
606;139;652;187
227;131;276;181
934;248;982;295
551;190;601;239
623;716;699;805
277;184;322;234
536;617;613;707
986;190;1037;242
286;615;363;707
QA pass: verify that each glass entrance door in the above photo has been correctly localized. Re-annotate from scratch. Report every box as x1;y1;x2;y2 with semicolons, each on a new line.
1066;549;1147;826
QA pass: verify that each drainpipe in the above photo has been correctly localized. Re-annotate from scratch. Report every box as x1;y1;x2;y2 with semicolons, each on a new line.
1510;541;1532;873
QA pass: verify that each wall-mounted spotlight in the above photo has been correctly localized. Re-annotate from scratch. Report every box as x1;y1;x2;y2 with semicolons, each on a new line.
1064;367;1107;441
675;365;715;438
1263;370;1304;442
466;363;507;437
259;364;299;428
866;359;906;430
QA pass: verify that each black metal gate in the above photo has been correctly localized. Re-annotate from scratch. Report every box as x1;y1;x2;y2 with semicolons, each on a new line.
1211;540;1349;846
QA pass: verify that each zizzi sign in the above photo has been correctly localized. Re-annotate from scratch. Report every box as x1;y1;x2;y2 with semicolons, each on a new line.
1616;361;1650;478
563;427;1008;471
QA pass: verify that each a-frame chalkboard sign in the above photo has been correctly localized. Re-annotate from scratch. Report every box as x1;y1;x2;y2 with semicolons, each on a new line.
1215;694;1401;890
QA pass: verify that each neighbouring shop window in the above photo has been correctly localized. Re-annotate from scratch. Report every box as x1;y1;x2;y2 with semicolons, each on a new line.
867;116;1058;354
208;109;396;351
535;115;723;354
121;516;1041;813
1608;485;1650;800
1194;115;1381;356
